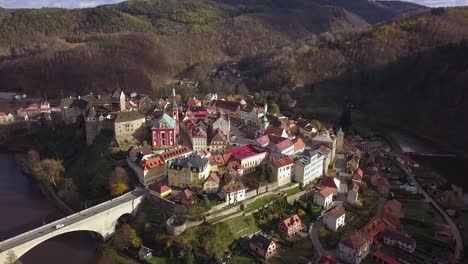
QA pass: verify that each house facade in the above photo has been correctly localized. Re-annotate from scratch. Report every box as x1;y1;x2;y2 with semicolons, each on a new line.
220;182;247;205
278;214;302;237
168;155;210;189
228;145;268;174
114;111;146;144
294;151;325;186
271;156;294;187
152;113;177;148
383;228;416;253
337;231;371;264
324;206;346;231
249;234;277;260
314;187;334;209
203;173;220;193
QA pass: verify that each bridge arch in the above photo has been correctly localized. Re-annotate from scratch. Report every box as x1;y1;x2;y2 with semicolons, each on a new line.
0;189;148;264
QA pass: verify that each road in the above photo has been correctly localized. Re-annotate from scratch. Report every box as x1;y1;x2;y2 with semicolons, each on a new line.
309;219;326;257
397;163;463;262
0;188;147;253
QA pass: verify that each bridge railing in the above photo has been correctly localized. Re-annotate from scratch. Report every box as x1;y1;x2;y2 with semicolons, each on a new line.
0;189;147;248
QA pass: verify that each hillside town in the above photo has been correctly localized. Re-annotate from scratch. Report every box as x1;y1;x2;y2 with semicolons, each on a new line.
0;89;461;264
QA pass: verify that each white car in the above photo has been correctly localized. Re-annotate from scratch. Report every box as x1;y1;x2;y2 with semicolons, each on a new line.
55;224;65;229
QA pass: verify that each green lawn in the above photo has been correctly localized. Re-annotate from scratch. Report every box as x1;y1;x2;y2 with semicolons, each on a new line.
402;201;445;224
145;256;169;264
279;239;315;263
285;186;302;196
223;215;260;239
246;194;281;212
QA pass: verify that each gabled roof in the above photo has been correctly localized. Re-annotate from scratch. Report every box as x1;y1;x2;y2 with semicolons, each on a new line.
264;126;286;137
271;156;294;168
340;231;370;251
327;205;345;219
280;214;301;228
205;172;220;184
140;156;165;170
115;111;144;123
318;254;337;264
223;182;246;193
318;187;335;198
152;113;176;129
385;199;402;210
149;183;171;193
292;137;305;153
353;168;364;179
376;176;390;187
250;234;274;251
229;144;266;160
160;147;192;161
361;217;386;240
171;155;208;170
214;100;241;111
320;176;339;189
209;153;233;167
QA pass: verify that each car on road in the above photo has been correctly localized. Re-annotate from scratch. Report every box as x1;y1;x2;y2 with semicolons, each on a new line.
55;224;65;229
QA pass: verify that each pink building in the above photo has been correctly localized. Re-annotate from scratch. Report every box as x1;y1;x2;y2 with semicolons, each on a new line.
278;214;302;237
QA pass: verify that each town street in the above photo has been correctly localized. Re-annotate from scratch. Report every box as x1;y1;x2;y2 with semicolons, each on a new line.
397;162;463;261
309;219;326;257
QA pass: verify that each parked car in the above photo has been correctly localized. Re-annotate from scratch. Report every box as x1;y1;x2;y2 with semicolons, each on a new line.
55;224;65;229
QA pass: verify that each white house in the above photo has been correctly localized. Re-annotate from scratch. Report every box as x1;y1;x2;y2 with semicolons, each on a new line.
270;156;294;187
294;150;325;186
228;145;268;174
220;182;247;205
314;187;334;209
337;231;371;264
324;205;346;231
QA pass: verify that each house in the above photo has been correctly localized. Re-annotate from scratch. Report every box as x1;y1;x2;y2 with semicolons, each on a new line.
347;183;359;205
220;182;247;205
187;97;202;107
160;146;193;167
134;155;166;185
384;199;404;218
352;168;364;182
324;205;346;231
149;183;172;198
168;155;210;189
211;111;231;139
320;176;341;194
170;189;194;205
209;153;235;175
278;214;302;237
337;231;371;264
249;234;277;260
294;150;325;186
383;228;416;253
137;246;153;260
360;217;387;243
296;118;317;140
263;125;288;138
316;145;332;174
314;187;334;209
240;104;264;126
311;130;337;161
208;130;228;153
255;135;294;156
346;155;360;174
228;145;268;174
292;137;305;154
434;224;454;242
151;113;177;148
0;112;14;124
114;111;146;144
191;127;208;151
213;100;241;118
270;156;294;187
203;172;220;193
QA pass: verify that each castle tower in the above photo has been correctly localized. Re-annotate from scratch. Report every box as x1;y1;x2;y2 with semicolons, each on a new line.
119;91;126;112
170;88;179;136
336;127;344;153
261;102;269;135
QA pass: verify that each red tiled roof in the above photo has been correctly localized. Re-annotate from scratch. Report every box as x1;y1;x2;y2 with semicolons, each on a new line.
361;217;387;241
319;187;335;197
187;97;201;106
223;182;246;193
140;156;165;170
340;231;370;250
229;144;266;160
264;126;285;137
320;176;339;189
272;156;294;168
205;172;220;184
353;168;364;178
209;153;233;167
328;205;345;219
280;214;301;228
292;137;305;152
0;112;7;116
376;176;391;187
385;199;402;210
382;208;401;227
149;183;171;193
160;147;192;161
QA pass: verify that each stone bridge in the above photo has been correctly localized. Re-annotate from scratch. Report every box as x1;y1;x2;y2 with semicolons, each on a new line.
0;188;148;263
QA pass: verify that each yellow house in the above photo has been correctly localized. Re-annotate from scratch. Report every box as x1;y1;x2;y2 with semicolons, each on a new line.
168;155;210;189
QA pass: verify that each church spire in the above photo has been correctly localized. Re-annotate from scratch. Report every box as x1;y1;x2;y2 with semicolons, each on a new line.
171;88;178;109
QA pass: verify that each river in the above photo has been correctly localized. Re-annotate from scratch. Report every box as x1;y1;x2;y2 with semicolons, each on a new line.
389;130;468;203
0;152;104;264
